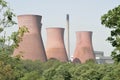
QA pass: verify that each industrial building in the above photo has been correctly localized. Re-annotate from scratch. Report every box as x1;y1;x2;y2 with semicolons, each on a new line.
13;14;114;64
73;31;95;63
95;51;114;64
45;27;68;62
13;15;47;62
71;51;114;64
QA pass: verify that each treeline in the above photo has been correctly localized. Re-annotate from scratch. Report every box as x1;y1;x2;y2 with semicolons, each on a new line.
0;53;120;80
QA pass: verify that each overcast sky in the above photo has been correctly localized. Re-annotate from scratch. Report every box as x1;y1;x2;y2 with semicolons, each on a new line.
6;0;120;56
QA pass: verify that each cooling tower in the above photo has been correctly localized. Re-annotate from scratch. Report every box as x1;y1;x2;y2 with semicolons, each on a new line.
13;14;47;62
73;31;95;63
45;27;68;62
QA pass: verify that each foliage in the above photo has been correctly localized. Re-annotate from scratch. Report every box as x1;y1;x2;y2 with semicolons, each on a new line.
0;54;120;80
10;26;29;48
0;0;16;28
101;5;120;63
0;0;16;54
0;0;29;55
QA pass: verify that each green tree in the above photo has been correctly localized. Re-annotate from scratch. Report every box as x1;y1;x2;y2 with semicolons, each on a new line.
0;53;24;80
0;0;16;54
101;5;120;63
20;71;42;80
0;0;29;55
54;64;72;80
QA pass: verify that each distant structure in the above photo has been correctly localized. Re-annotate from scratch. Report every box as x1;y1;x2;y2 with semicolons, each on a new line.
45;27;68;62
95;51;114;64
71;51;114;64
12;14;113;64
66;14;70;60
13;14;47;62
73;31;95;63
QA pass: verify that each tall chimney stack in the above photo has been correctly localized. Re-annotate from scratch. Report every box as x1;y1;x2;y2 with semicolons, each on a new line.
66;14;70;60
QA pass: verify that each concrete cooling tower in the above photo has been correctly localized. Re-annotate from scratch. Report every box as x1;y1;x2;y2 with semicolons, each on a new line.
45;27;68;62
13;15;47;62
73;31;95;63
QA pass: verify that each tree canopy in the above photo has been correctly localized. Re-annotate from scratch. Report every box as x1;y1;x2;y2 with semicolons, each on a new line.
0;54;120;80
0;0;28;55
101;5;120;63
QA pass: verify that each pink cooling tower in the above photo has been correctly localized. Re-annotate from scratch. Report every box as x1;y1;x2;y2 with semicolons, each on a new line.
73;31;95;63
45;28;68;62
13;15;47;62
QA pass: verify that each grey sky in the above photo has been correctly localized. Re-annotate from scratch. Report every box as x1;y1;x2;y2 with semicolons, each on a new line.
6;0;120;56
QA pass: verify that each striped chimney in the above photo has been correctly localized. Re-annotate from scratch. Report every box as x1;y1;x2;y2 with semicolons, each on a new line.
13;14;47;62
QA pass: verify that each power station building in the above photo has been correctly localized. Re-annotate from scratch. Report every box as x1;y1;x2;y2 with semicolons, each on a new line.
13;14;113;64
13;15;47;62
73;31;95;63
45;27;68;62
95;51;114;64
